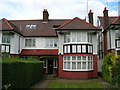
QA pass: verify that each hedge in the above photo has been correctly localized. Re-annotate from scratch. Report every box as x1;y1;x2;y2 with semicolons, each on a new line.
102;53;120;88
2;56;44;89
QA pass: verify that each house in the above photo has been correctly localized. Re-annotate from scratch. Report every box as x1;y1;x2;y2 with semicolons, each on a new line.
97;7;120;73
0;9;101;79
98;7;120;57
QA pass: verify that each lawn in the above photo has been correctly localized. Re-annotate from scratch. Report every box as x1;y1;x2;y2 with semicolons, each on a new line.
48;81;106;88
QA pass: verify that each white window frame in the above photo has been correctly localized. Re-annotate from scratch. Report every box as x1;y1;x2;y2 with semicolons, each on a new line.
71;32;82;42
46;38;58;47
63;55;93;71
25;38;36;47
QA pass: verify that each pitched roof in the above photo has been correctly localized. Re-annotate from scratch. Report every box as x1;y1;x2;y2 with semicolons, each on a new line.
0;18;13;30
98;16;118;27
57;17;101;30
112;16;120;24
9;19;70;36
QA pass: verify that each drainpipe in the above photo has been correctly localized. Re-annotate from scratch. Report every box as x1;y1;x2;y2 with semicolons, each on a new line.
109;30;111;50
18;36;21;54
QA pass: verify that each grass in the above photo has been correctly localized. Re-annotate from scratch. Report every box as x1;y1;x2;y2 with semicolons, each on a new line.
48;81;106;88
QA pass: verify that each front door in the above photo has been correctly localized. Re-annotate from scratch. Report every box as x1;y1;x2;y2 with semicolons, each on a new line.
48;60;53;74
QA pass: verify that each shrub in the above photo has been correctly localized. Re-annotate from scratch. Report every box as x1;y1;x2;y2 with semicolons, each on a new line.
2;56;44;89
102;53;120;87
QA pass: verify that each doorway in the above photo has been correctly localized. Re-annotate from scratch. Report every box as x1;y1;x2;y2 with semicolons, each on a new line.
48;60;53;74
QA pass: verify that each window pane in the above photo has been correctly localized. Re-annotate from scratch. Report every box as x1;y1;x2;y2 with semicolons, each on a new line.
82;45;86;53
46;39;49;47
72;62;76;69
82;56;86;61
67;62;70;69
67;56;70;60
54;39;58;47
50;39;53;47
82;62;86;69
68;45;70;53
64;56;67;60
77;62;81;69
72;56;76;61
77;33;81;42
64;46;67;53
64;34;70;43
77;56;81;61
77;45;81;53
88;62;91;69
72;33;76;42
72;45;76;53
64;62;67;69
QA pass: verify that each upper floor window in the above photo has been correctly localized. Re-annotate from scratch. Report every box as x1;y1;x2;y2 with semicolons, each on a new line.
2;35;11;44
46;38;58;47
25;38;36;47
71;33;81;42
26;24;37;29
115;30;120;39
87;33;92;43
64;33;70;43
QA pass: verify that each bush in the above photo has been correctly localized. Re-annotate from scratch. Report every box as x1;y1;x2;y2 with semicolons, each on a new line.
2;56;44;89
102;53;120;87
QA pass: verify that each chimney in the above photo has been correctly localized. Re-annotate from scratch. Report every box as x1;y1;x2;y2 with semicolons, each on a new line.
43;9;49;21
118;1;120;16
103;7;109;28
88;10;94;25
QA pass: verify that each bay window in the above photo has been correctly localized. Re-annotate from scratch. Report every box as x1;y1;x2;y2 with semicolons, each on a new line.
63;55;93;71
71;33;81;42
25;38;36;47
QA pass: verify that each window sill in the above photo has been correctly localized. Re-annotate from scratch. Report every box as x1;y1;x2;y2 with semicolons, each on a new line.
63;69;93;72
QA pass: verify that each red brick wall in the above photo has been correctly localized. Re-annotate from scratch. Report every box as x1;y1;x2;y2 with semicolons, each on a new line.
58;54;98;79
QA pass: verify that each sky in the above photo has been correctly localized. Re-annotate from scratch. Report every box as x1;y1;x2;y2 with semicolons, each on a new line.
0;0;120;25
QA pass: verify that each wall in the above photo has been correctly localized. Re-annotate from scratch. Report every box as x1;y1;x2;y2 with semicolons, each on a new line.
0;31;2;44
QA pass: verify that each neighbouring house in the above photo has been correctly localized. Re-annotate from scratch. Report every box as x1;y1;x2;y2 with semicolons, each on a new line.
0;9;101;79
97;7;120;72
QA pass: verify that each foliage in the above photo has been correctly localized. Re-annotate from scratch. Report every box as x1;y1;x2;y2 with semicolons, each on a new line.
2;56;44;89
102;53;120;87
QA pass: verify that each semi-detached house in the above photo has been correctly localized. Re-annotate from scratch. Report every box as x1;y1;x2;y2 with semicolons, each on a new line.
0;9;101;79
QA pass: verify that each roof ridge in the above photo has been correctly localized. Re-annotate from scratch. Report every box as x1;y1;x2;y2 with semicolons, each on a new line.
3;18;14;30
57;17;78;29
111;16;120;24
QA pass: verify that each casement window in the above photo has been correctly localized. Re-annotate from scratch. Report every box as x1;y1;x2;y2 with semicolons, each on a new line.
71;33;81;42
46;39;58;47
64;33;70;43
25;38;36;47
115;30;120;39
63;55;93;71
87;33;92;43
1;45;10;53
2;35;11;44
64;44;93;54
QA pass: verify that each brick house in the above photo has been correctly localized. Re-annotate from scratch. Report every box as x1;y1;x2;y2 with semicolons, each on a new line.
0;9;101;79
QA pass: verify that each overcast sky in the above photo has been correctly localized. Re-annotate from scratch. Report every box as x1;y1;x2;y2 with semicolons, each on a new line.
0;0;119;25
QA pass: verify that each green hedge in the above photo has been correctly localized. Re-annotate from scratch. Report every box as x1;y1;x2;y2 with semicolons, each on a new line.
102;53;120;87
2;56;44;89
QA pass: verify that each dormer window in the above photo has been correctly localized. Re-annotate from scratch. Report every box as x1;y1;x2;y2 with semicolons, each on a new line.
53;24;61;28
26;24;37;29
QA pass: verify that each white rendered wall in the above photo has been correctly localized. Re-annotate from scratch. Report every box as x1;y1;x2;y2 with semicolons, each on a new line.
10;33;20;54
92;34;97;54
23;37;58;49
